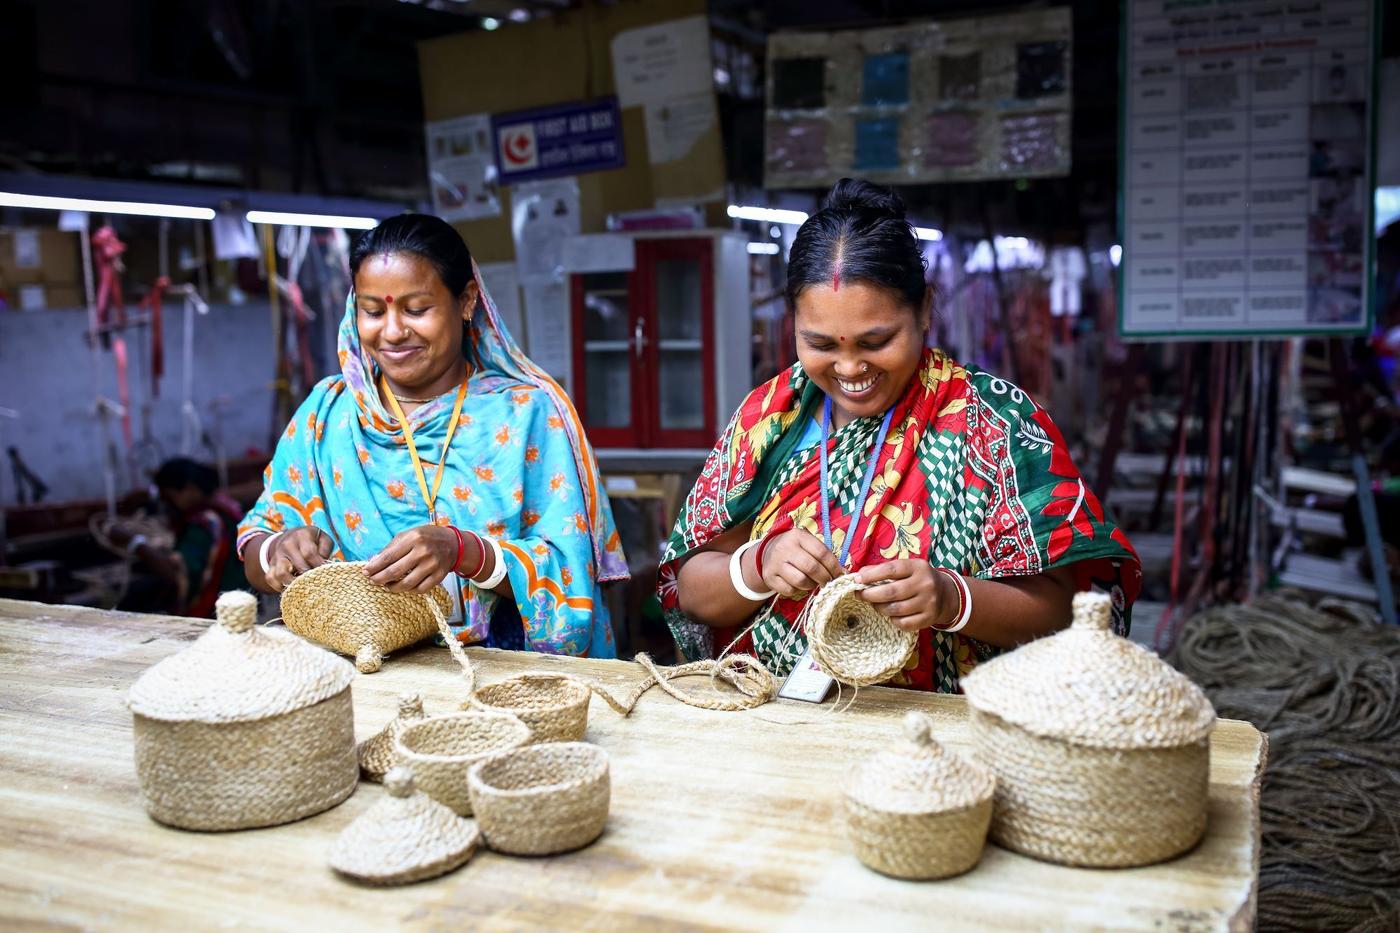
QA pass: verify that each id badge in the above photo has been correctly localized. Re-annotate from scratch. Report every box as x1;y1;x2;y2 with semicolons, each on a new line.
778;648;835;703
440;573;466;626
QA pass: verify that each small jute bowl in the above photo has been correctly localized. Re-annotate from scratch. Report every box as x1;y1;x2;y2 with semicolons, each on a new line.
961;591;1217;869
464;673;593;743
801;575;916;686
393;711;531;816
280;561;453;673
467;742;610;856
844;712;995;880
127;591;358;831
329;766;481;886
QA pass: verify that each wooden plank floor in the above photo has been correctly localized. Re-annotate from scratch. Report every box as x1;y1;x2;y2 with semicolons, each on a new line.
0;599;1266;931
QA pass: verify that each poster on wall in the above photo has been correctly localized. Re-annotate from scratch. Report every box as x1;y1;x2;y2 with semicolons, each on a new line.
611;15;720;168
1120;0;1376;339
764;8;1072;188
424;113;501;222
492;98;625;186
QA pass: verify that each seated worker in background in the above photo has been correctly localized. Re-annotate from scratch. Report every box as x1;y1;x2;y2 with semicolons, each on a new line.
106;457;249;617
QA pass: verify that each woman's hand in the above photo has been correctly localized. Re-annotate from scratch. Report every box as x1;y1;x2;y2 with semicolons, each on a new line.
756;528;844;599
856;560;956;632
364;524;458;593
265;526;335;592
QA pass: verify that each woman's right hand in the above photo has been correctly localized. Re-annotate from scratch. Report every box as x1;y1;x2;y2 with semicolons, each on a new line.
264;527;334;592
755;528;843;599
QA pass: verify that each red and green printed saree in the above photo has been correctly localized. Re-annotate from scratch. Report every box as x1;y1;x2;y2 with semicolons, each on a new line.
657;348;1141;693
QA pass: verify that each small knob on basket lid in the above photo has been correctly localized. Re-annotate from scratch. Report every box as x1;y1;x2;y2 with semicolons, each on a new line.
215;591;257;635
902;711;936;748
383;766;416;798
398;693;425;717
1070;590;1114;632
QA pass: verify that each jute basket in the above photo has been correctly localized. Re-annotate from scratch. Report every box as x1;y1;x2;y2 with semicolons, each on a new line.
127;591;358;831
329;766;481;886
280;561;452;673
468;742;610;856
393;711;531;816
799;575;916;686
464;673;594;743
358;693;428;782
961;591;1217;868
844;712;995;880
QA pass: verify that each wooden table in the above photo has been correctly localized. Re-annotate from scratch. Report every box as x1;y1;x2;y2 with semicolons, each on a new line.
0;599;1266;930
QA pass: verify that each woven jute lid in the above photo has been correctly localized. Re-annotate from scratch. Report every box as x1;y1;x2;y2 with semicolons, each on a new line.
127;590;356;723
960;591;1215;750
845;712;995;814
329;766;481;885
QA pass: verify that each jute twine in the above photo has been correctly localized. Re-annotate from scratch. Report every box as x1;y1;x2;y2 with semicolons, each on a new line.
1169;591;1400;931
280;561;452;673
329;765;481;886
844;712;995;880
393;711;532;816
962;592;1215;868
128;590;359;831
467;742;610;856
358;693;428;782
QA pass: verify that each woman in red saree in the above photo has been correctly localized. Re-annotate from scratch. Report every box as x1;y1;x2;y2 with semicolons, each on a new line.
659;179;1140;693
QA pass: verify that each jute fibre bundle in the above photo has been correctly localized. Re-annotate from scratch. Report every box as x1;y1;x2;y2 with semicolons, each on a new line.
280;561;453;673
329;765;480;886
468;742;610;856
1169;592;1400;932
126;590;359;831
962;591;1216;868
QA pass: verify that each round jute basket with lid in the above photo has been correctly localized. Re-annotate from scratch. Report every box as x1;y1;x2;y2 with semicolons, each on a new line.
467;742;610;856
844;711;995;880
280;561;452;673
329;766;481;886
126;590;359;831
393;711;532;816
960;591;1217;868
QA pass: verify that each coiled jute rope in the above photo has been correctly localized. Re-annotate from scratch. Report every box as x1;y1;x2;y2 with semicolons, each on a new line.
1168;591;1400;931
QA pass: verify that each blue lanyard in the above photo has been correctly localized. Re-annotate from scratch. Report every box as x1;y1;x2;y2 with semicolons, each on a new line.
819;396;896;568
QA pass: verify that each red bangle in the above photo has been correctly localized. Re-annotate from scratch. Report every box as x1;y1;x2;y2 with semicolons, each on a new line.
753;531;774;582
449;525;466;575
459;529;488;579
932;567;967;631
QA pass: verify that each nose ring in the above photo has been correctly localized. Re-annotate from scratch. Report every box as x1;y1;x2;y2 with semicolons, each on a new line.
861;363;870;373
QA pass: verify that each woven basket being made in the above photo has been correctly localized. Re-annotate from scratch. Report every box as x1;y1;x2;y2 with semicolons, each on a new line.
280;561;453;673
801;575;916;686
467;742;610;856
465;673;593;743
393;711;532;816
329;766;481;886
844;712;995;880
358;693;429;782
960;591;1217;868
127;590;359;831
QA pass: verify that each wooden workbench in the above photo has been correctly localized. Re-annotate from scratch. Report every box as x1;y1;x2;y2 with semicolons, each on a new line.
0;599;1266;930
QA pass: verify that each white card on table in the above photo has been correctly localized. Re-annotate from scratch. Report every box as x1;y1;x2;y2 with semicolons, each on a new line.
778;648;835;703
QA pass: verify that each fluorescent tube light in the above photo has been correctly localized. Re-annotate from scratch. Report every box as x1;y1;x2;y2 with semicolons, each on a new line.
0;192;215;220
246;210;378;230
727;205;809;225
746;242;781;255
913;226;943;241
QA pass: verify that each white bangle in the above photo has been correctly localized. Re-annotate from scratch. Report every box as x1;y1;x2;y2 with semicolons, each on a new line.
729;539;775;602
934;568;973;633
257;532;284;576
474;537;509;590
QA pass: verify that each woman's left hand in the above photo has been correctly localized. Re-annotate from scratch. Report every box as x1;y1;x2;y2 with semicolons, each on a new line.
855;560;956;632
365;524;458;593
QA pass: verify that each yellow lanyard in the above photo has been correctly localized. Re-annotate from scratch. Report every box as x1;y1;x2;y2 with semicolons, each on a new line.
382;374;469;520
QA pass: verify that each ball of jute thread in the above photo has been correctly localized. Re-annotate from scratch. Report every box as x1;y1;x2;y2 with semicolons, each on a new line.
961;592;1214;868
280;561;452;673
393;711;532;816
802;575;916;687
844;712;995;880
467;742;610;856
359;693;429;782
329;766;481;886
128;589;359;831
463;673;593;743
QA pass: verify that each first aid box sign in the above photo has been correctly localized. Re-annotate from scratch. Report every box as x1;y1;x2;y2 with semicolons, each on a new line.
492;97;625;184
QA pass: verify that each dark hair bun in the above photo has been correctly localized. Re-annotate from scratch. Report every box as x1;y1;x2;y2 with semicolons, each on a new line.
820;177;907;221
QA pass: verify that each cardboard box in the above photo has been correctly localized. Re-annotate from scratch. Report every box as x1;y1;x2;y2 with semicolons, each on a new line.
0;228;83;290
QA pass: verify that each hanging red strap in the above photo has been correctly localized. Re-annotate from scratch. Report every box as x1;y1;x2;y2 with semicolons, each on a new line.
91;226;128;333
112;335;133;449
141;275;171;396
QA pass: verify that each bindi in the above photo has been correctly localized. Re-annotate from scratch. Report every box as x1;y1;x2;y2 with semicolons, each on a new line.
839;336;846;342
382;295;394;304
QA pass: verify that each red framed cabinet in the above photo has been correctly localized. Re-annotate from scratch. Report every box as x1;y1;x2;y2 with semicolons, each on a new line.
570;231;751;453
